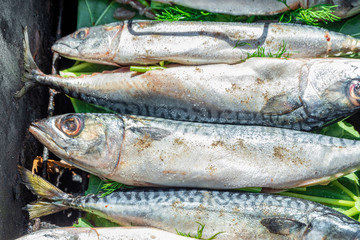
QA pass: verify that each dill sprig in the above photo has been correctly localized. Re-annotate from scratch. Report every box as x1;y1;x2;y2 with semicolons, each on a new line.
176;222;223;240
152;2;246;22
100;180;132;197
278;3;341;25
130;65;167;72
155;6;196;21
245;41;290;59
153;1;340;26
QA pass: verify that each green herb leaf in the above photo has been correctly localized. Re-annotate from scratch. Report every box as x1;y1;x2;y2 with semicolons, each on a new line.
73;217;94;227
245;41;290;59
78;0;121;28
100;180;132;197
85;212;120;227
130;65;167;72
294;5;341;26
176;222;223;239
85;175;105;195
152;2;246;22
70;97;116;114
315;120;360;140
338;14;360;37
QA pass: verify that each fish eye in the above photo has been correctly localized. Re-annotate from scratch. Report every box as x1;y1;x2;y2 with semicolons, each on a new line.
73;28;89;40
57;115;84;137
348;80;360;106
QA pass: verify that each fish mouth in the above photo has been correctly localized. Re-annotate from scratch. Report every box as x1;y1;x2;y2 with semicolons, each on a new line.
29;123;69;160
51;42;80;59
51;42;119;66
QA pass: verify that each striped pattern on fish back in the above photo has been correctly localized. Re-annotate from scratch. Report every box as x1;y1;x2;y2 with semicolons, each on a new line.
70;189;350;225
124;115;360;149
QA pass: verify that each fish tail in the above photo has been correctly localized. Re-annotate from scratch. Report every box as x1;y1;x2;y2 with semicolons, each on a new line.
14;26;44;98
18;166;70;219
23;201;69;219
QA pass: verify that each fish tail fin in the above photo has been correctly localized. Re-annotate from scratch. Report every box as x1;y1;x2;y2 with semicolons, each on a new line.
23;26;39;72
14;26;44;98
18;166;70;219
23;201;69;219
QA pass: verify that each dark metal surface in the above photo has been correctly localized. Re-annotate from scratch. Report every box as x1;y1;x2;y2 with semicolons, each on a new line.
0;0;57;239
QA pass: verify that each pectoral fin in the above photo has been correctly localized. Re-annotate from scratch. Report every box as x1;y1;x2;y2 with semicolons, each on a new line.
261;218;306;236
261;94;301;115
129;127;171;140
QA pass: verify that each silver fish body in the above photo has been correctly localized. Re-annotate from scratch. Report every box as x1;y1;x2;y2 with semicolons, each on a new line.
51;20;360;66
23;52;360;131
29;113;360;189
19;167;360;240
16;227;190;240
155;0;360;18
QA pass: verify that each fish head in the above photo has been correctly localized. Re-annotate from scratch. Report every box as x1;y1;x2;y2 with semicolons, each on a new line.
29;113;125;178
262;213;360;239
303;212;360;239
331;0;360;18
51;22;124;66
344;0;360;18
301;59;360;125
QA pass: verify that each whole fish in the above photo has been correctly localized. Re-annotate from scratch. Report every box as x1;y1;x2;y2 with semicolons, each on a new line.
16;227;190;240
19;31;360;131
155;0;360;18
51;20;360;66
19;166;360;240
29;113;360;190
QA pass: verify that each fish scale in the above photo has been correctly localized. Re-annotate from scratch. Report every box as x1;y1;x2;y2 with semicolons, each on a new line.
19;167;360;240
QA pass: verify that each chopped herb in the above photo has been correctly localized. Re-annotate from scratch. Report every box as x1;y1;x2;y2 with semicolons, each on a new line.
130;65;167;72
152;2;246;22
73;217;94;228
281;5;341;25
176;222;223;239
154;1;340;26
100;180;132;197
276;1;341;25
245;41;290;59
